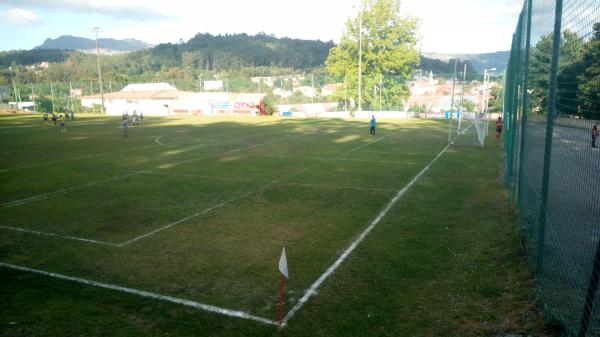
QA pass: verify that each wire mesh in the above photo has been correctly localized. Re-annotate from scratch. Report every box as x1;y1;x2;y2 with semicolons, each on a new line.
504;0;600;336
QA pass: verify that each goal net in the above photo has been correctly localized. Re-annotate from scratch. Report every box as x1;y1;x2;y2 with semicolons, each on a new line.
455;112;489;147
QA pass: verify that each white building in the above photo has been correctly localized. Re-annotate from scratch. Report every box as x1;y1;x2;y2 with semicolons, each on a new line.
81;82;266;116
81;83;190;116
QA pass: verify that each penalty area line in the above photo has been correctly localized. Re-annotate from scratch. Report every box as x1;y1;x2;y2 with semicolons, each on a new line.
281;143;451;326
0;225;121;247
0;171;144;209
349;135;391;152
0;262;279;326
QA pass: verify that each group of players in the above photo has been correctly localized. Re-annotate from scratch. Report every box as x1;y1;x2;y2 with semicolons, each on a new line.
121;111;143;138
43;112;73;133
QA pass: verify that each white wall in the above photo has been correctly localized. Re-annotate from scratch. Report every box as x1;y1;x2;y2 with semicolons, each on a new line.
82;98;173;116
354;111;419;119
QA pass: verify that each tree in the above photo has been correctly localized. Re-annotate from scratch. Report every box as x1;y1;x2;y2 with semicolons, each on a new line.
35;96;53;113
462;99;477;113
529;30;584;115
325;0;420;109
487;84;503;113
577;23;600;119
408;103;427;112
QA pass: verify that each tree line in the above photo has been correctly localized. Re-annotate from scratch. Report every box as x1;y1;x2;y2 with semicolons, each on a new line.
529;23;600;119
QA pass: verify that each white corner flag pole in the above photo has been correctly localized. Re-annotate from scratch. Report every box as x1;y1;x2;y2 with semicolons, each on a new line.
279;247;288;325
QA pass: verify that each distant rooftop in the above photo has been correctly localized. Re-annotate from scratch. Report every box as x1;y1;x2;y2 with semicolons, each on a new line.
121;83;177;92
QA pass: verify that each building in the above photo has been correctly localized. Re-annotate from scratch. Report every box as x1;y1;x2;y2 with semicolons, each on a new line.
81;83;191;116
173;92;266;116
81;82;265;116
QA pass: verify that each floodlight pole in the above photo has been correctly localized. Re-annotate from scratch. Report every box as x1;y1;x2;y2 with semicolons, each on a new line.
358;1;363;113
458;64;467;133
311;74;315;104
344;75;348;111
31;83;36;113
50;82;55;114
92;27;105;114
448;59;458;143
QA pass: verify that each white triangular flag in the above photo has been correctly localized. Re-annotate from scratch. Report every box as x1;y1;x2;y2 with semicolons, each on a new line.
279;247;289;279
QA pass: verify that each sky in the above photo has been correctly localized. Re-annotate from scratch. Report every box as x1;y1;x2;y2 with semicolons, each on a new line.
0;0;523;54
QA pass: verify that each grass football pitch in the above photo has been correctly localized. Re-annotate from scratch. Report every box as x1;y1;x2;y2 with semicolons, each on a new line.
0;114;549;336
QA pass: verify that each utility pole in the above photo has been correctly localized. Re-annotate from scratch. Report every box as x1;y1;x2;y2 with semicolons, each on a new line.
481;69;488;114
378;79;382;112
50;82;55;114
92;27;105;113
448;58;458;143
31;83;36;113
311;74;315;104
358;1;363;113
11;78;18;108
344;75;348;111
458;63;467;133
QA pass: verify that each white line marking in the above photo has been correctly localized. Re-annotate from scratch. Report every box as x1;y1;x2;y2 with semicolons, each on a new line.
0;132;295;245
366;151;438;155
281;144;451;326
0;225;120;247
155;135;164;145
272;181;393;192
0;172;143;209
0;125;287;173
140;170;258;182
162;130;313;168
243;153;409;165
349;135;391;152
141;171;389;192
119;186;270;246
0;262;278;326
0;146;157;174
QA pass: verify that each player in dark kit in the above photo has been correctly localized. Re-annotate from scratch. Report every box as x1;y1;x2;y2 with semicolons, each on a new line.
370;115;376;136
496;117;503;140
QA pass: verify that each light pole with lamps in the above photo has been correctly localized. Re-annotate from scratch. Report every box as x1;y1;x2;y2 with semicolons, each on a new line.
92;27;105;113
357;1;363;113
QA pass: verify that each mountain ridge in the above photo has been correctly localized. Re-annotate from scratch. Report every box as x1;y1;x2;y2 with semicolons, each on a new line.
421;51;510;72
34;35;153;53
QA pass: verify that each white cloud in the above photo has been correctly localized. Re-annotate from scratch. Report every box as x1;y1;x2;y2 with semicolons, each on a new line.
0;8;40;24
0;0;169;19
1;0;525;53
402;0;523;53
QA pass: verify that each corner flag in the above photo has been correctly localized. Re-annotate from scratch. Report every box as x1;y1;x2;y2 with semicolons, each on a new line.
279;247;288;279
279;247;288;325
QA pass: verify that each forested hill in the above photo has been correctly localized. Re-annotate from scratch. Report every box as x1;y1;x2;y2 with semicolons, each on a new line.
129;33;336;71
0;33;336;71
34;36;152;52
1;32;484;79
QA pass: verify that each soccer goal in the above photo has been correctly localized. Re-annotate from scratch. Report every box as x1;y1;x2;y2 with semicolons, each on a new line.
455;111;490;147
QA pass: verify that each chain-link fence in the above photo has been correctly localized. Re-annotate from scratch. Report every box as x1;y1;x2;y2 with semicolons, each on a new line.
503;0;600;336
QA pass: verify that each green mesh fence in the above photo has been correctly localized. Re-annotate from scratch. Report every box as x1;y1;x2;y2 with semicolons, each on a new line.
504;0;600;336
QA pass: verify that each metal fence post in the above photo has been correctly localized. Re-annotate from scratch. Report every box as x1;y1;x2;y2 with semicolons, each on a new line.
578;240;600;337
517;0;533;203
509;14;523;199
535;0;563;274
